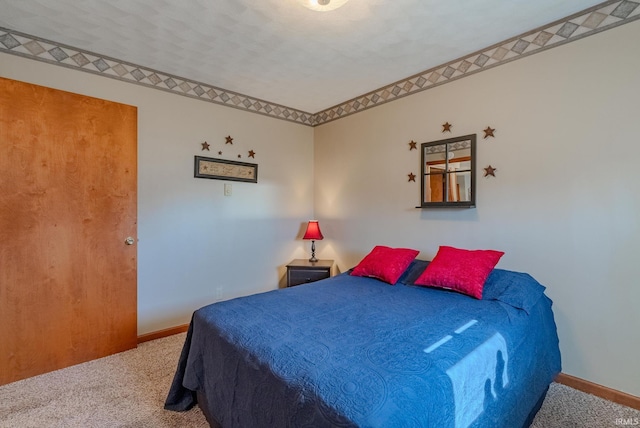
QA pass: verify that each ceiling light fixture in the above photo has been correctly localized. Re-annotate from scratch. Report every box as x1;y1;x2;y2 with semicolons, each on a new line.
300;0;350;12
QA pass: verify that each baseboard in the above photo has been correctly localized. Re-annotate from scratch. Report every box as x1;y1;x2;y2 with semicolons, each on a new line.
137;324;189;344
556;373;640;410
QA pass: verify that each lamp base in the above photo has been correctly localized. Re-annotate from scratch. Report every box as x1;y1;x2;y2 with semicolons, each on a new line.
308;240;318;263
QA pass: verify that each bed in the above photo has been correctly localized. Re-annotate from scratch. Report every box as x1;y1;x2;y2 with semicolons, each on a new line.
165;256;561;427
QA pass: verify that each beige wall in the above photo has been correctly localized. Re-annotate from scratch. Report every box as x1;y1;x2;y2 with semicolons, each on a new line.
314;21;640;396
0;53;315;335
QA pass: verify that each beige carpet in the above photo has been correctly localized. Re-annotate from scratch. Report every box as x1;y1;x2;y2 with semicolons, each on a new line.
1;333;638;427
0;334;207;428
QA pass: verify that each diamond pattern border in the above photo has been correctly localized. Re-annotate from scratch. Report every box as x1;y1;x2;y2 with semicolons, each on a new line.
313;0;640;126
0;0;638;127
0;28;313;126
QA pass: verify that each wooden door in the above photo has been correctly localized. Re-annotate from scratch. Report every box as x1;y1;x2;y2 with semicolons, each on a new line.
0;77;137;385
429;167;445;202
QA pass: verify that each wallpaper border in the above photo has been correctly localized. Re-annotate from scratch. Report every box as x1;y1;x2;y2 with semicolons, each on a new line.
313;0;640;125
0;27;315;126
1;0;638;127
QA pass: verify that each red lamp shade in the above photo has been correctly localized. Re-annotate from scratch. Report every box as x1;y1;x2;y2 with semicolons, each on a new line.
303;220;324;241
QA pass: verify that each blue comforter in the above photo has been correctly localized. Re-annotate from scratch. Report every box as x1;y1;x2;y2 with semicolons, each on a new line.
165;261;561;427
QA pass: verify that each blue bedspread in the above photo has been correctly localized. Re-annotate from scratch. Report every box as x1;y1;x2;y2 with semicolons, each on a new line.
165;261;561;427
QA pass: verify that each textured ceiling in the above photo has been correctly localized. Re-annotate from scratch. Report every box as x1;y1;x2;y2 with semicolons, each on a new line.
0;0;605;113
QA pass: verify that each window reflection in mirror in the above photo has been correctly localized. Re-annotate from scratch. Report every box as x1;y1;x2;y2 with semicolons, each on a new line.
420;134;476;208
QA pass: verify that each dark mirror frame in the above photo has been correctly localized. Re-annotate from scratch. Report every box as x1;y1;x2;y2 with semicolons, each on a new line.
418;134;476;208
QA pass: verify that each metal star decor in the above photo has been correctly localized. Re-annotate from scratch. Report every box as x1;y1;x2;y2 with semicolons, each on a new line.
201;141;210;151
409;140;417;150
484;165;497;177
483;126;496;139
442;122;452;133
248;150;256;158
225;135;234;145
408;172;416;182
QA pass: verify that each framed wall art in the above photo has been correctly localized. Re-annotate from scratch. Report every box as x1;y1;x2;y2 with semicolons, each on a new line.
194;156;258;183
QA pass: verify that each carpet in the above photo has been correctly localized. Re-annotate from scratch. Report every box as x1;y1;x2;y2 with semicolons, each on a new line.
0;333;638;427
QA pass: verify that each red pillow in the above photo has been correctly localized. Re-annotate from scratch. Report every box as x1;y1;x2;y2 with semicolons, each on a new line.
350;245;420;285
414;246;504;299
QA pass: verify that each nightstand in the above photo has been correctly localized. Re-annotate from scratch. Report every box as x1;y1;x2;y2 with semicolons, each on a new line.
286;259;333;287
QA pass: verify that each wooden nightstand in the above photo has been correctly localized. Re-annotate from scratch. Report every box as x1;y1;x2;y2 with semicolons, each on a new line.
286;259;333;287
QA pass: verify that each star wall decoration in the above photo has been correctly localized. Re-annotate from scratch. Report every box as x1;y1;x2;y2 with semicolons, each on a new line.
484;165;497;177
408;172;416;182
408;140;417;150
201;135;256;162
442;122;452;133
483;126;496;139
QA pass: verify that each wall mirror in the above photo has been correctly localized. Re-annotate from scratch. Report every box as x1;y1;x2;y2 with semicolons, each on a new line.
418;134;476;208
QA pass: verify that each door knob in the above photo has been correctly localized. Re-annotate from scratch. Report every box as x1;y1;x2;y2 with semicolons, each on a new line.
124;237;135;245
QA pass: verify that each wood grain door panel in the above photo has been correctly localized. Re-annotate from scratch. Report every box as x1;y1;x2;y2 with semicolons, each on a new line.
0;77;137;385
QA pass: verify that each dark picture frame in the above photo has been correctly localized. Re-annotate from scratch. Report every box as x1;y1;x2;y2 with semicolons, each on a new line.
418;134;476;208
194;156;258;183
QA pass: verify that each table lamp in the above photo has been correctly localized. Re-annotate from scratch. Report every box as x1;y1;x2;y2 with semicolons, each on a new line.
302;220;323;262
